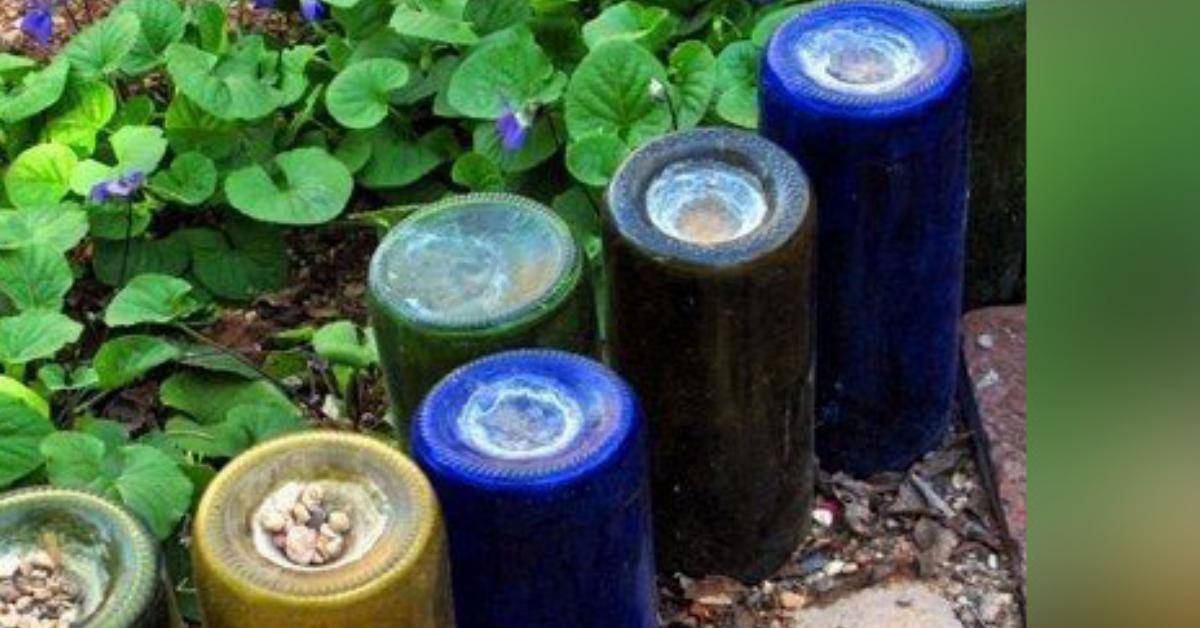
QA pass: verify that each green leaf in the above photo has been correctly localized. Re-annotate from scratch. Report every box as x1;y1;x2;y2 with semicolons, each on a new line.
391;55;458;106
447;27;562;119
0;204;88;252
0;247;73;311
668;41;716;129
194;1;228;54
551;186;604;261
350;127;454;190
164;42;277;121
92;233;190;287
179;221;289;300
582;1;678;52
65;12;142;80
116;0;187;74
110;125;169;174
0;58;70;124
175;347;260;380
0;397;54;488
74;417;130;451
0;374;50;417
163;94;238;159
104;274;201;327
93;335;183;389
326;59;410;129
714;41;760;128
225;147;353;225
0;53;35;76
566;134;630;187
565;41;670;147
3;143;78;209
471;117;557;174
165;403;304;459
68;159;114;198
160;370;296;425
46;81;117;155
149;152;217;206
389;6;479;45
313;321;378;369
109;94;155;130
752;5;807;47
0;310;82;365
451;152;504;191
465;0;530;34
41;432;193;539
716;85;758;128
37;364;99;392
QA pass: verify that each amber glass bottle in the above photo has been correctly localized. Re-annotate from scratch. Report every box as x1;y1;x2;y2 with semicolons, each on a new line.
605;128;816;582
191;432;454;628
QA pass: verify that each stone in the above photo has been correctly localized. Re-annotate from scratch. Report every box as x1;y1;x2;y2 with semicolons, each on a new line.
962;306;1027;575
327;510;351;534
790;581;963;628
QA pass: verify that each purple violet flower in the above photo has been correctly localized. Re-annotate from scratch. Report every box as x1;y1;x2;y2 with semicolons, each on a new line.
252;0;277;8
496;107;532;152
300;0;326;22
20;1;53;46
90;171;146;203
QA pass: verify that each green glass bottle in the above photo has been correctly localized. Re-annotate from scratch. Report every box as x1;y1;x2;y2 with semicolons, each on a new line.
605;128;816;582
0;487;178;627
368;193;596;431
912;0;1027;306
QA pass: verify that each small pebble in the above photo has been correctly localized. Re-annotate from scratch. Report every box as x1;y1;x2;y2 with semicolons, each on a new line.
291;503;311;525
260;512;287;533
328;511;351;534
976;333;995;349
811;508;834;528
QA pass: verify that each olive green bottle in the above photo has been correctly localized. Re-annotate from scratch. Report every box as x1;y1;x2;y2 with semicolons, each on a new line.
191;431;454;628
912;0;1027;306
0;487;179;627
368;193;596;431
605;128;816;582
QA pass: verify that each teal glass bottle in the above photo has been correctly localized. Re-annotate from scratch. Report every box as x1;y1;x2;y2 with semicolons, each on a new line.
368;194;595;433
911;0;1026;306
605;128;816;582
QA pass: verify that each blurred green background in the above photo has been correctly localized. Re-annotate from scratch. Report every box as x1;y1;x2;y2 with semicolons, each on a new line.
1031;0;1200;626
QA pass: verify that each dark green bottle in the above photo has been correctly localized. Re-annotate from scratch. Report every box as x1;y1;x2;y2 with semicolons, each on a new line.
605;128;816;582
913;0;1027;306
368;193;595;432
0;487;178;627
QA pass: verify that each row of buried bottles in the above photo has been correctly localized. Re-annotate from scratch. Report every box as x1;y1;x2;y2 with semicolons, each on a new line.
0;1;1024;626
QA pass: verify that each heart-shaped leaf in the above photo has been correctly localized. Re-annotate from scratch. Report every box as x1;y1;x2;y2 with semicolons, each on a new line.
714;41;760;128
93;335;183;389
326;58;409;129
582;1;678;52
165;403;305;459
313;321;378;369
41;432;193;539
451;152;504;191
566;134;630;187
225;147;353;225
668;40;716;129
471;117;557;174
160;370;296;425
0;205;88;252
447;27;562;119
65;12;142;79
0;246;72;311
389;6;478;45
0;58;69;124
93;233;191;287
105;274;202;327
464;0;530;35
0;397;54;488
46;81;117;155
3;143;78;209
179;221;289;300
0;310;82;365
164;42;278;120
115;0;187;74
149;152;217;206
565;41;670;147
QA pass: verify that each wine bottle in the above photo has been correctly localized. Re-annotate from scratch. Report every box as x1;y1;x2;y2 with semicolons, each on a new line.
192;432;454;628
761;0;971;476
368;194;595;433
412;350;657;628
605;127;816;582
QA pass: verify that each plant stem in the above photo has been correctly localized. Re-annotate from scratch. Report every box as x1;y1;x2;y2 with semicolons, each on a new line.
172;324;306;409
118;202;134;286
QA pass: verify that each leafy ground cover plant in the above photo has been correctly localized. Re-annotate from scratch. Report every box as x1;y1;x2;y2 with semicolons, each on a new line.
1;0;813;619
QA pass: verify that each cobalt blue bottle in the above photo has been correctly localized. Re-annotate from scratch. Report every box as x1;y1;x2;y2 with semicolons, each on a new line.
760;0;971;476
411;350;657;628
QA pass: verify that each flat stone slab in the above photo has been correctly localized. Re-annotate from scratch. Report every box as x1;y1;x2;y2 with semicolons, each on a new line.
790;581;962;628
962;305;1027;572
